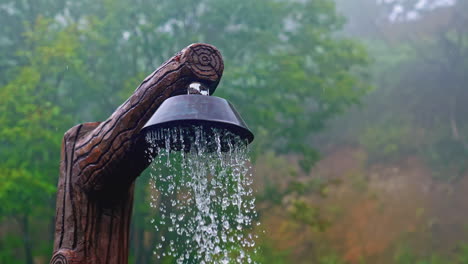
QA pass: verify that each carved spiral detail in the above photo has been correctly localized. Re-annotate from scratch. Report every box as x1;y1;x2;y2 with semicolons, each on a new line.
50;253;69;264
183;43;224;88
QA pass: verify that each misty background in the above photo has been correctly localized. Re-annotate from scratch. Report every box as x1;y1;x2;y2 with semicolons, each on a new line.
1;0;467;263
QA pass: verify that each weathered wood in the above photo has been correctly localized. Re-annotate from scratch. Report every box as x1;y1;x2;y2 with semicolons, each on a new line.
50;43;224;264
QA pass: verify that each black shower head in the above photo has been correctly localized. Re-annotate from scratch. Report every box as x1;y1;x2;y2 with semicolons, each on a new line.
141;86;254;152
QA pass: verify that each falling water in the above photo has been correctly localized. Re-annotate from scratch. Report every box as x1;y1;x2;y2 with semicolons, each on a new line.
145;126;258;264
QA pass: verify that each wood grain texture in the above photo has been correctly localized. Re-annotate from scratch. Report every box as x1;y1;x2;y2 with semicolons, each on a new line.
50;43;224;264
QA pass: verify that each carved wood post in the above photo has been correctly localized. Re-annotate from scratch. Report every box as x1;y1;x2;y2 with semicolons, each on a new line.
49;43;224;264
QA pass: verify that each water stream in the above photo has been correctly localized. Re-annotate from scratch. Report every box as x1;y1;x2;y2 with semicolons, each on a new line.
145;127;258;264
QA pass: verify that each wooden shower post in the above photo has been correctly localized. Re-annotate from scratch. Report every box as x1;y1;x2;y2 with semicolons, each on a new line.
49;43;223;264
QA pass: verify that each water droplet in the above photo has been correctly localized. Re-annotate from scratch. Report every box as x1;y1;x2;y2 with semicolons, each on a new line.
145;126;257;262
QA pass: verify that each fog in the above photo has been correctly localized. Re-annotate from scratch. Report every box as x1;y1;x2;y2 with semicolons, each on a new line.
0;0;467;263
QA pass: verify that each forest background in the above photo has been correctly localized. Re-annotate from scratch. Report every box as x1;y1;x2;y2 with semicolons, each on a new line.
1;0;468;263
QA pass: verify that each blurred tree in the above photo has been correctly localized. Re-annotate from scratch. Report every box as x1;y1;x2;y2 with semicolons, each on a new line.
402;2;468;179
330;0;468;178
0;17;89;263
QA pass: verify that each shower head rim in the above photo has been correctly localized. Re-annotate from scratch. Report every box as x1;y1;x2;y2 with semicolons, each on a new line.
141;94;254;144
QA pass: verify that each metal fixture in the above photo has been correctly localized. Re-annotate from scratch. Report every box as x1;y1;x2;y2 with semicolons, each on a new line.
141;82;254;152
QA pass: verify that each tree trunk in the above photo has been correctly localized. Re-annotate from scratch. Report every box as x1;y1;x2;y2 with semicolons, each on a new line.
449;96;468;150
49;43;223;264
21;215;33;264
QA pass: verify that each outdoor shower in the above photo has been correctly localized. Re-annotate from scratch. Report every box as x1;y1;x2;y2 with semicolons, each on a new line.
49;43;255;264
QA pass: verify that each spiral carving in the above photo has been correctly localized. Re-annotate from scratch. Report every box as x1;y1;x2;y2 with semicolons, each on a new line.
50;253;69;264
181;43;224;93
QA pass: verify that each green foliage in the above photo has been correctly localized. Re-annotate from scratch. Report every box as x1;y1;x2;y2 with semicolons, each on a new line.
319;254;347;264
456;243;468;264
0;0;370;262
358;121;416;163
251;238;291;264
0;16;89;262
394;245;449;264
422;135;468;182
0;234;23;264
289;199;330;232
